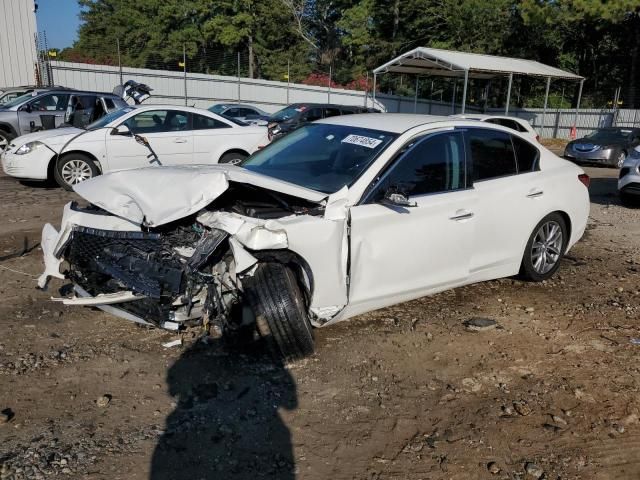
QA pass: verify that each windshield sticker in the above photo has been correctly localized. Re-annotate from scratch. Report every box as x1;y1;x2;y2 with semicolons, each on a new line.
341;134;383;149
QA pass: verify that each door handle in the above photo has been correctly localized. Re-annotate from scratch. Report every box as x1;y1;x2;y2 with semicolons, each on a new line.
450;210;474;221
173;138;187;143
526;189;544;198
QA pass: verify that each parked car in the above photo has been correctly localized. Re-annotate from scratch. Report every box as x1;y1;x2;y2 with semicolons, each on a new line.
0;88;126;151
38;114;589;360
208;103;270;125
2;105;270;190
452;114;539;142
0;86;40;105
267;103;374;139
618;147;640;204
564;127;640;168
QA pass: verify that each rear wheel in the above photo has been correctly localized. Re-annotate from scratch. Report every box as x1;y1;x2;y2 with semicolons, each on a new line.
244;262;314;361
219;151;247;165
520;213;568;282
54;153;99;190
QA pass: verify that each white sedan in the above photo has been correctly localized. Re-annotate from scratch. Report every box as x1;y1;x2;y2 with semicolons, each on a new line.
39;114;589;360
1;105;270;190
453;114;540;142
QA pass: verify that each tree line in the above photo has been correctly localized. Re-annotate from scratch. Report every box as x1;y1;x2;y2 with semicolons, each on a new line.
60;0;640;108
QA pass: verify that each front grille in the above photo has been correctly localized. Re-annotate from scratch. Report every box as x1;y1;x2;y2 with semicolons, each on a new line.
67;227;184;299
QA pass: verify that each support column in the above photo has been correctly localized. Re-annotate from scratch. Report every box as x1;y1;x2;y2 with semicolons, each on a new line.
542;76;551;138
372;73;377;106
413;76;419;113
451;79;457;114
505;73;513;114
461;70;469;114
574;78;584;130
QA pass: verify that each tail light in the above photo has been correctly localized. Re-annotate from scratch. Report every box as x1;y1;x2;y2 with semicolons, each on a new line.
578;173;590;188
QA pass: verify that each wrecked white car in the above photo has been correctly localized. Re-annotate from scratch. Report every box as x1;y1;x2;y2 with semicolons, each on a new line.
39;115;590;360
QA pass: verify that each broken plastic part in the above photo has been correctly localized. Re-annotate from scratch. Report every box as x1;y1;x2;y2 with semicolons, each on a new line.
51;290;143;306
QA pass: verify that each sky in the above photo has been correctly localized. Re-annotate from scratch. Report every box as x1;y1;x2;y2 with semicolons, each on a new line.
36;0;82;49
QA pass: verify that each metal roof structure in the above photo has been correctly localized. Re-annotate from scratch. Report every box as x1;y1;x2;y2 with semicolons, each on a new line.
373;47;583;80
372;47;585;117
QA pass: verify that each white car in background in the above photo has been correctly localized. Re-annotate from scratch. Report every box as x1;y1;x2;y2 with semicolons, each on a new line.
1;105;269;190
453;114;540;142
618;146;640;205
39;114;589;360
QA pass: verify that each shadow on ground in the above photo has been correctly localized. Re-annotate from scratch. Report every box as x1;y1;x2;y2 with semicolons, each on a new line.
150;339;298;480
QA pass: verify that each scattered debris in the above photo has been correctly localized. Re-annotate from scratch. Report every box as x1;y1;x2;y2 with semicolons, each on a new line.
514;400;533;416
525;461;544;479
162;338;183;348
487;461;501;474
463;317;498;332
630;338;640;345
0;408;14;424
96;395;112;408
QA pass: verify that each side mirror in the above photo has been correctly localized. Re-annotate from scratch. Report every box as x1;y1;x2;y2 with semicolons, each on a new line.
111;124;132;136
381;188;417;208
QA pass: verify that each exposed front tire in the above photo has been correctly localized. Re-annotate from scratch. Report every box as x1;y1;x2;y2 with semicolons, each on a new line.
54;153;99;191
219;151;247;165
244;262;314;361
520;213;568;282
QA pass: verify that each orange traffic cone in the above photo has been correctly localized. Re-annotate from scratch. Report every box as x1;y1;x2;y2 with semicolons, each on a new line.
570;125;577;140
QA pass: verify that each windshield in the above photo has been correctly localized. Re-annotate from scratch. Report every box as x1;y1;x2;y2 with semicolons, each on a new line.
585;129;634;143
208;104;226;114
2;92;36;108
269;105;303;122
220;114;249;126
87;106;136;129
241;124;397;193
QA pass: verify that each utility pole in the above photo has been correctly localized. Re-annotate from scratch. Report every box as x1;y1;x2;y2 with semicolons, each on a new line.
117;38;123;86
182;44;187;106
237;51;241;103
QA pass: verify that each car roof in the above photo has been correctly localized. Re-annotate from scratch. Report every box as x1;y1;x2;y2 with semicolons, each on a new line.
316;113;452;133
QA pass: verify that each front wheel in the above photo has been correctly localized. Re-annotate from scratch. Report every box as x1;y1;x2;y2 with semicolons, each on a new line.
0;130;14;152
520;213;568;282
54;153;99;191
615;151;627;169
243;262;314;361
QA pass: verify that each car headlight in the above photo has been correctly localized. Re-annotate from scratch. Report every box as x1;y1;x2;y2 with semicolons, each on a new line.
15;141;44;155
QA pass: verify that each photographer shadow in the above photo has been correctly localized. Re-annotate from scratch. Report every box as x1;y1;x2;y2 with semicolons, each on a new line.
150;339;298;479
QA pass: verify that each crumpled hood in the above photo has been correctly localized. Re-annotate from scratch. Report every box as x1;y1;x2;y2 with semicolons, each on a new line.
73;164;329;226
11;127;84;150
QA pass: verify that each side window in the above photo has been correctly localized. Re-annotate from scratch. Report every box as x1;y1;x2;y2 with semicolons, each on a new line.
69;95;97;127
29;93;70;112
104;98;116;110
193;113;231;130
374;132;466;200
512;135;540;172
467;129;517;181
124;110;189;133
225;108;241;117
303;108;323;122
324;107;341;118
238;108;256;117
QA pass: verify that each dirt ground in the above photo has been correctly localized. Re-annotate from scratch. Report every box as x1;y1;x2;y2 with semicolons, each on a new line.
1;147;640;480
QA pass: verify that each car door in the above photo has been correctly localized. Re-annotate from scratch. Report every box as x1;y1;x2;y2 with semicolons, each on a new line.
348;130;477;312
18;93;70;134
192;112;237;163
464;128;545;279
105;109;193;171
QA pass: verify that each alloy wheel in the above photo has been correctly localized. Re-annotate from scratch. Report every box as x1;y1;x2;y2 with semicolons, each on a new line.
616;152;626;168
61;159;93;185
530;220;563;275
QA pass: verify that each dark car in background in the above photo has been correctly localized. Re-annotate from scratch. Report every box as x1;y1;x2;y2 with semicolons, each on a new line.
208;103;270;125
564;127;640;168
267;103;377;139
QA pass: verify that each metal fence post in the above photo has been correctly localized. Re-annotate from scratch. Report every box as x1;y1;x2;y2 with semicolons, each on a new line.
117;38;123;86
237;51;241;103
364;71;369;108
542;76;551;138
287;60;290;105
328;65;332;103
574;79;584;131
461;70;469;114
413;76;419;113
183;44;187;106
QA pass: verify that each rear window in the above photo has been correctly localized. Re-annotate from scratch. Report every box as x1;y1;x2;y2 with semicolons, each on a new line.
467;128;517;181
512;135;540;172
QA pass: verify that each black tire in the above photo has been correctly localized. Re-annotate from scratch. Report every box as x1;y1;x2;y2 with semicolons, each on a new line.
219;151;247;165
620;192;639;207
243;262;314;361
54;153;100;191
520;212;568;282
0;130;14;152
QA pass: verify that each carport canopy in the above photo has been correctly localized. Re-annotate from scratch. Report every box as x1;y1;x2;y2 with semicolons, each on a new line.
373;47;584;116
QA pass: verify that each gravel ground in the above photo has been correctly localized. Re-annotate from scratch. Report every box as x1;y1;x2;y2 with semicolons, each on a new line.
1;150;640;480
